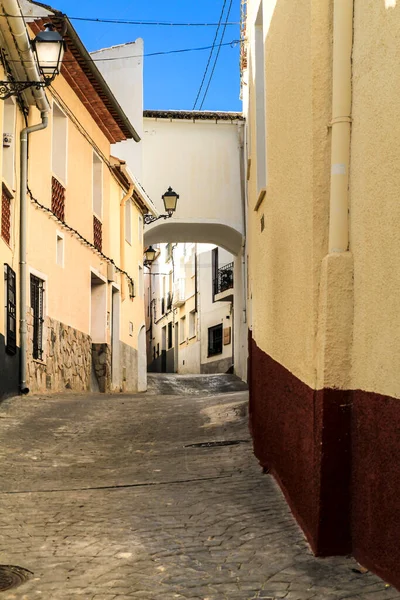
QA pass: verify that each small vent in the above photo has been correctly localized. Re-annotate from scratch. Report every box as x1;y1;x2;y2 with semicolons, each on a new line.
51;176;65;221
1;186;11;245
93;215;102;252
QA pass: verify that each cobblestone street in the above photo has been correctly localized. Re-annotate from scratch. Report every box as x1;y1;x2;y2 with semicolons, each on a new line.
0;374;398;599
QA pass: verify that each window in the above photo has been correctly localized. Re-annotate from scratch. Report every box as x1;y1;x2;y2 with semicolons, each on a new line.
30;274;45;361
92;152;103;218
52;102;67;184
4;264;16;355
56;232;64;267
255;3;267;195
212;247;219;299
2;98;16;188
125;199;132;244
208;324;223;357
1;185;12;246
189;311;196;338
180;316;186;343
168;321;173;349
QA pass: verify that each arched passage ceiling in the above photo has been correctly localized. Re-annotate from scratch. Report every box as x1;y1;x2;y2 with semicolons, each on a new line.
144;220;244;256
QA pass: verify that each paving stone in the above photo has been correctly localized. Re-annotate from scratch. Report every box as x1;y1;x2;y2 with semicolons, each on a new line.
0;374;398;600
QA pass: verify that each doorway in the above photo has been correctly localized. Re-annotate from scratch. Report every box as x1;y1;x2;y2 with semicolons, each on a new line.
161;326;167;373
111;287;120;389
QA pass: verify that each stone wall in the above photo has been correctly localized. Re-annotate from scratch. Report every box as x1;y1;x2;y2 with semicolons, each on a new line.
27;311;91;393
92;343;112;393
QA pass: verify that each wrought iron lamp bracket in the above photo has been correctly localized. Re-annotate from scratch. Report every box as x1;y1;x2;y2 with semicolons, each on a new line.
0;79;49;100
144;211;173;226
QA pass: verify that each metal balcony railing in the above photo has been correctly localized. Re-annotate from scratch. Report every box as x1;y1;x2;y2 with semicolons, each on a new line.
214;262;234;296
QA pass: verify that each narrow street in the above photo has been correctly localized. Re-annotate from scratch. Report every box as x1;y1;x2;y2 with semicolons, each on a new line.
0;375;397;600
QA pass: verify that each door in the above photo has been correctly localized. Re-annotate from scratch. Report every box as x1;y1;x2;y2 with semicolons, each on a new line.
111;288;120;389
161;326;167;373
174;322;179;373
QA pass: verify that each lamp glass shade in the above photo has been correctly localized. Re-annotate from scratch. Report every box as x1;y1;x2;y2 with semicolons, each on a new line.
162;187;179;213
33;24;66;79
144;246;157;263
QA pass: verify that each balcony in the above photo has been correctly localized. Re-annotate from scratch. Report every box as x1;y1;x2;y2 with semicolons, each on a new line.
214;262;234;303
173;278;186;307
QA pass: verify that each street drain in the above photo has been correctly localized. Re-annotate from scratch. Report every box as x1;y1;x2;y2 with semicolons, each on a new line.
185;439;249;448
0;565;33;591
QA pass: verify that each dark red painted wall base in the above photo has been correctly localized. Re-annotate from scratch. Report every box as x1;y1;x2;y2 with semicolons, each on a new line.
352;391;400;591
248;332;400;590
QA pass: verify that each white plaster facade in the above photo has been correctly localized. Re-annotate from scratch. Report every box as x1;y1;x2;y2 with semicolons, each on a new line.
145;243;234;375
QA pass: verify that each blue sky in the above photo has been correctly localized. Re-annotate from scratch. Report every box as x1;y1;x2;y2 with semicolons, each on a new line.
47;0;242;112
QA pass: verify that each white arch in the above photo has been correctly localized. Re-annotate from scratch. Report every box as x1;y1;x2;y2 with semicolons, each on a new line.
144;220;244;256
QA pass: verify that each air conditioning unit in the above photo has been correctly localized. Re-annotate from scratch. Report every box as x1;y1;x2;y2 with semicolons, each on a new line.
3;133;13;148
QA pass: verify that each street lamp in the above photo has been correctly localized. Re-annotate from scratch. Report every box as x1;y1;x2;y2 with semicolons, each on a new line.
0;23;66;100
144;245;157;266
144;186;179;225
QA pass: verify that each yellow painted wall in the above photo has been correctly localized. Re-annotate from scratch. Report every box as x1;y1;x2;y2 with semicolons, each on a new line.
25;75;143;350
350;0;400;399
246;0;332;389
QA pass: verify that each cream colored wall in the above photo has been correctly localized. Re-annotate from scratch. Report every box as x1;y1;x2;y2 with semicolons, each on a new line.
0;78;23;341
349;0;400;399
25;75;142;352
245;0;332;389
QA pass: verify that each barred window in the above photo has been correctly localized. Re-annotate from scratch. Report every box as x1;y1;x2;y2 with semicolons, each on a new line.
30;274;44;361
208;324;223;357
1;186;12;246
4;264;16;355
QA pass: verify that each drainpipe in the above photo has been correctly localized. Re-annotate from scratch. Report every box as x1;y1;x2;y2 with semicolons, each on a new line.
20;110;49;394
328;0;354;253
238;122;247;323
120;183;134;301
4;0;52;394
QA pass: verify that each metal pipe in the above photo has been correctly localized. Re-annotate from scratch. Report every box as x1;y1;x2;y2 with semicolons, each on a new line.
20;110;49;394
328;0;354;253
119;183;134;302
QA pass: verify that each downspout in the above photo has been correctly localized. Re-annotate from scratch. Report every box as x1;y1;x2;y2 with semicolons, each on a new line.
3;0;51;394
238;122;247;323
20;110;49;394
328;0;354;253
120;183;134;301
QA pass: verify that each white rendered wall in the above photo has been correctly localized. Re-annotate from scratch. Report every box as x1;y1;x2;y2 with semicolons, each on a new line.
92;40;144;180
143;119;244;255
198;245;234;371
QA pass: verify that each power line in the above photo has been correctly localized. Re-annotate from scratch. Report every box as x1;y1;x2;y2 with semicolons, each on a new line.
199;0;234;110
7;39;240;64
0;14;239;27
192;0;228;110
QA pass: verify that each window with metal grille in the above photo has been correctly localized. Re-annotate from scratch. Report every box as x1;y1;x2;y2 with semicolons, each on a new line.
168;321;173;349
93;215;102;251
1;186;11;246
4;264;16;355
30;274;44;361
208;324;223;357
51;176;65;221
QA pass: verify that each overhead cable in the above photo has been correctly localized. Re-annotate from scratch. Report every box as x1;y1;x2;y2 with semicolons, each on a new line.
0;14;239;26
199;0;234;110
192;0;228;110
7;39;240;64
